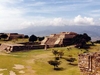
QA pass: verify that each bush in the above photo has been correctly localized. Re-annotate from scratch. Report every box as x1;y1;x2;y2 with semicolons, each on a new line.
58;51;64;58
0;34;8;40
48;60;61;69
24;35;29;38
52;49;64;58
38;37;44;41
29;34;37;42
66;57;76;64
52;49;59;57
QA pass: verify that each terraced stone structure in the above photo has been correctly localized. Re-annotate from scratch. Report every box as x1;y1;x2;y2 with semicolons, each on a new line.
0;43;45;53
78;52;100;75
0;33;25;40
41;32;77;47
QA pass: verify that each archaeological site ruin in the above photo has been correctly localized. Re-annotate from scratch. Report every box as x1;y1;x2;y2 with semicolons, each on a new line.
0;43;45;53
78;52;100;75
41;32;77;47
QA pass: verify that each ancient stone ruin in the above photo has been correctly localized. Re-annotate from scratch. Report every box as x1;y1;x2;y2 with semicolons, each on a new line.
0;33;25;40
78;52;100;75
0;43;45;53
41;32;77;47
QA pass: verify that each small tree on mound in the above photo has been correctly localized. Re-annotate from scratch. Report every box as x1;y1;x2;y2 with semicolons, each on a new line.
48;49;65;70
48;60;61;69
58;51;64;58
52;49;64;58
52;49;59;57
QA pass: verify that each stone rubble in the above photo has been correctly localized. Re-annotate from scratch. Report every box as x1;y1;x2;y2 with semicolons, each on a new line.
13;64;25;70
10;71;16;75
78;52;100;75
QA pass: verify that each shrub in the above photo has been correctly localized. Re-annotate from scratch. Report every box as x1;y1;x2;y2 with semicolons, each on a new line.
52;49;59;57
29;34;37;42
48;60;61;69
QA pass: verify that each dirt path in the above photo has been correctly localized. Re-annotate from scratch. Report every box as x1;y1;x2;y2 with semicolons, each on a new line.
10;71;16;75
13;64;25;70
24;53;52;75
24;66;36;75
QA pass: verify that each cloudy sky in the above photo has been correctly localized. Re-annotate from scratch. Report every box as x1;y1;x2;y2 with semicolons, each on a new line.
0;0;100;31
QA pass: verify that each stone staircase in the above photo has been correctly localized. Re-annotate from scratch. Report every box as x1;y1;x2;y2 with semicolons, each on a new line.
46;37;57;45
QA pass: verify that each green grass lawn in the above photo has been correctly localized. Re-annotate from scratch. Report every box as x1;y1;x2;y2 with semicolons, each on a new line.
0;43;99;75
0;38;29;44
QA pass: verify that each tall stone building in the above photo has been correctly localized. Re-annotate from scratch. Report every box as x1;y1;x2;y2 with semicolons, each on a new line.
78;52;100;75
41;32;77;47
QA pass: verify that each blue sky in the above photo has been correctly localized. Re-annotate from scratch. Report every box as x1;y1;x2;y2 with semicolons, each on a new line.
0;0;100;31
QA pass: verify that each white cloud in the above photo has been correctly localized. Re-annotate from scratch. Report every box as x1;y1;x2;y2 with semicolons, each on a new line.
0;0;25;31
0;15;97;31
74;15;95;25
20;21;34;29
27;2;46;6
0;0;23;17
0;0;100;32
50;18;66;26
0;8;23;18
19;15;96;29
0;0;23;4
91;9;100;13
20;18;68;28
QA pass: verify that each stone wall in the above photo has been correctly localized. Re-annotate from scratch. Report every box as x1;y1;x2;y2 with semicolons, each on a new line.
12;45;45;52
6;45;45;52
78;52;100;75
0;43;45;53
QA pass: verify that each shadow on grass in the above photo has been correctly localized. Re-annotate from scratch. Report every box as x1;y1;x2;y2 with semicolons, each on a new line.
54;67;65;71
68;63;78;66
61;57;78;66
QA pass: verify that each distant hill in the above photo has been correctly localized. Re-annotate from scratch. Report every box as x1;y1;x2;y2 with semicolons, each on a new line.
5;25;100;41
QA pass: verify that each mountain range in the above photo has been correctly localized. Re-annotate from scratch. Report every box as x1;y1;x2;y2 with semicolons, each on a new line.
6;25;100;41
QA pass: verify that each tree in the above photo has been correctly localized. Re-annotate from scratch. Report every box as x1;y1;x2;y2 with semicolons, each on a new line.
38;37;44;41
48;60;61;69
48;49;63;70
52;49;64;58
0;34;8;40
83;33;91;42
29;34;37;42
58;51;64;58
73;33;91;48
24;35;29;38
52;49;59;57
